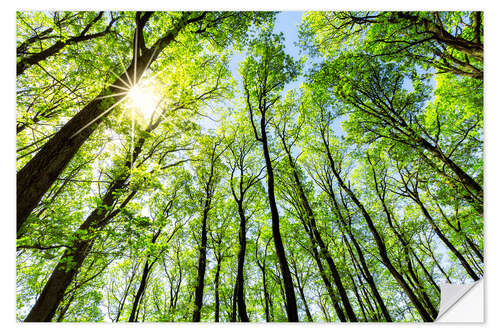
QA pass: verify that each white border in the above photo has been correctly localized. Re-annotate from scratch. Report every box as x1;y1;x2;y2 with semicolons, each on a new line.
3;0;498;331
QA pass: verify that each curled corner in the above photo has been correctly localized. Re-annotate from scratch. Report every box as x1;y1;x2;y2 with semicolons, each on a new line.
434;279;483;322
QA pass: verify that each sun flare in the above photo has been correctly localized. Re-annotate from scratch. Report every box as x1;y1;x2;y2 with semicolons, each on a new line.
127;85;160;120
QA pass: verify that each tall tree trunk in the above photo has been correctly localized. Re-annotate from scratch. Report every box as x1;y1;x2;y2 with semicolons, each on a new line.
214;258;222;322
24;126;152;322
326;181;393;321
279;139;358;322
128;260;151;322
192;204;210;322
257;117;298;321
257;262;271;322
233;201;250;321
413;197;480;281
295;278;313;322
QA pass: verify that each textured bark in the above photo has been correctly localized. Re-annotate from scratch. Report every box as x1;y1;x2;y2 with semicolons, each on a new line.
192;197;210;322
24;115;157;321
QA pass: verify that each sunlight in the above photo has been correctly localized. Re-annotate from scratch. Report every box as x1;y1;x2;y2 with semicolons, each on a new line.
127;85;160;120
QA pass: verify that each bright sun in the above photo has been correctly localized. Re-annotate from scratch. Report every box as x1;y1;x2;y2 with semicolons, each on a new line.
127;85;160;120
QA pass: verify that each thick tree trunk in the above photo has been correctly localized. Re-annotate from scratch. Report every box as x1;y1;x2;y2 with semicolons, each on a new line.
24;132;148;321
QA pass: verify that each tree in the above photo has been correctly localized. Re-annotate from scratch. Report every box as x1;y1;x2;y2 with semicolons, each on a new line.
241;30;301;322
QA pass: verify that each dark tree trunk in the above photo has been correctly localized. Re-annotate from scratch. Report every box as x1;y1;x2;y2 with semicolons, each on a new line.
128;260;151;322
258;117;298;322
281;143;357;322
415;198;480;281
24;131;149;321
192;204;210;322
214;258;222;322
192;149;217;322
295;279;313;322
308;240;346;322
233;201;250;321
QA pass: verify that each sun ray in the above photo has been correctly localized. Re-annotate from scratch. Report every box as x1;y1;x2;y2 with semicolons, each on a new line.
108;83;131;91
108;67;132;89
95;91;129;101
117;55;134;89
70;97;128;139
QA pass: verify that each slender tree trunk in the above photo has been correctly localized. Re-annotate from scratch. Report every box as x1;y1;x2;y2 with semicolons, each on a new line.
233;201;249;321
214;258;222;322
192;206;209;322
307;239;346;322
414;198;480;281
281;143;357;322
257;262;271;322
328;186;393;321
55;293;75;322
258;117;298;321
128;260;151;322
349;274;368;321
416;138;483;204
115;264;139;322
296;279;313;322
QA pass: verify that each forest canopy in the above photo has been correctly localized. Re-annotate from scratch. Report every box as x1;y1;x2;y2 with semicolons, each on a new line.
16;11;483;322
